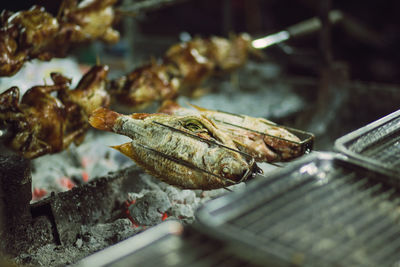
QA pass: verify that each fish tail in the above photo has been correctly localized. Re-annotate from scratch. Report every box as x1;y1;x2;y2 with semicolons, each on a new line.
187;103;209;112
89;107;121;131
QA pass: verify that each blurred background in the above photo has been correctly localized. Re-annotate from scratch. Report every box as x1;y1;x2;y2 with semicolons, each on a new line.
1;0;400;149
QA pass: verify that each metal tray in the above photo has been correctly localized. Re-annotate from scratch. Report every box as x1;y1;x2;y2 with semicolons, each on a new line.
75;221;261;267
335;109;400;178
195;152;400;267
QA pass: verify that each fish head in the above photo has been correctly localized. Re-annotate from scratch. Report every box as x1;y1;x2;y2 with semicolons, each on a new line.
176;115;252;184
217;155;250;183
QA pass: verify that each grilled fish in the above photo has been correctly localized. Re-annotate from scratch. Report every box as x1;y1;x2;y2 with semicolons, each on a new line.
159;101;303;162
89;108;256;190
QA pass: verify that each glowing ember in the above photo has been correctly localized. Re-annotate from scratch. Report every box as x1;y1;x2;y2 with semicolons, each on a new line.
124;199;140;227
82;171;89;182
32;187;47;201
59;177;76;190
81;157;92;168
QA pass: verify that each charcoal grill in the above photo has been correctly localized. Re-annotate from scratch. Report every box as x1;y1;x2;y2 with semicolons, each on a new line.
195;152;400;266
76;220;261;267
335;109;400;178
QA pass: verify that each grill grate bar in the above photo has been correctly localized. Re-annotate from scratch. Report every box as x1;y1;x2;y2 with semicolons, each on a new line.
376;241;400;266
291;182;383;244
243;172;358;234
348;116;400;154
250;173;363;237
262;177;378;243
321;188;400;261
235;170;400;264
227;174;317;227
196;154;400;266
367;202;400;264
335;110;400;176
355;221;400;265
362;136;400;168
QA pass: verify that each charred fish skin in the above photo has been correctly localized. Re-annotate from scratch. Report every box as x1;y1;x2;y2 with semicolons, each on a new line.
89;108;251;190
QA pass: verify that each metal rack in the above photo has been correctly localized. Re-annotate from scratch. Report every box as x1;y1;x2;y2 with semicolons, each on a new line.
195;152;400;266
75;221;261;267
335;109;400;178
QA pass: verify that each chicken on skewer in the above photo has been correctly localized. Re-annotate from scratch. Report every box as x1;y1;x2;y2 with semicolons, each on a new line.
107;33;255;110
0;0;119;77
0;65;110;158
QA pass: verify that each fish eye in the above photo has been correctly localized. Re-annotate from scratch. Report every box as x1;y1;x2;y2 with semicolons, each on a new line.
183;119;205;132
222;167;230;174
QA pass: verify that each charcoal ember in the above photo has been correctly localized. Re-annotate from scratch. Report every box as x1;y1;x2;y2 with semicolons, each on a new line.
167;203;195;224
128;190;172;225
164;186;197;205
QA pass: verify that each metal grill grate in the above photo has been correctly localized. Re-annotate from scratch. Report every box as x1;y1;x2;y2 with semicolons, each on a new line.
335;109;400;177
196;153;400;266
76;221;260;267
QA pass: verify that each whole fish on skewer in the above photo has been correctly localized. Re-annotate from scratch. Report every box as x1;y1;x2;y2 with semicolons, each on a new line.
89;107;258;190
159;101;306;162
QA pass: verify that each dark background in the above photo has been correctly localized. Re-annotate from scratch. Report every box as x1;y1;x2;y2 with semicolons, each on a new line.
2;0;400;84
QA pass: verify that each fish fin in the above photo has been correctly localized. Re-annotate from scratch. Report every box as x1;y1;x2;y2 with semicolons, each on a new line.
158;100;181;114
110;142;135;160
89;107;121;131
187;103;209;112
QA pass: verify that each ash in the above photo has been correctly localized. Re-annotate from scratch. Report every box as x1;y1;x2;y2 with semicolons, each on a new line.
16;167;245;266
17;219;139;267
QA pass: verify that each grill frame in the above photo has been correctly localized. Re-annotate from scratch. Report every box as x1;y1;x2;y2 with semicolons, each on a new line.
335;109;400;178
75;220;262;267
195;152;400;266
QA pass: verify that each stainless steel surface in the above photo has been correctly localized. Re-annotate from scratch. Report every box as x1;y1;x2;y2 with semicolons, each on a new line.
75;221;183;267
196;152;400;266
335;109;400;178
76;221;260;267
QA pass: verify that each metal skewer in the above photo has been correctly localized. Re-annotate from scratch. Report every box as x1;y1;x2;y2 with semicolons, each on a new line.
131;121;263;187
251;10;344;49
